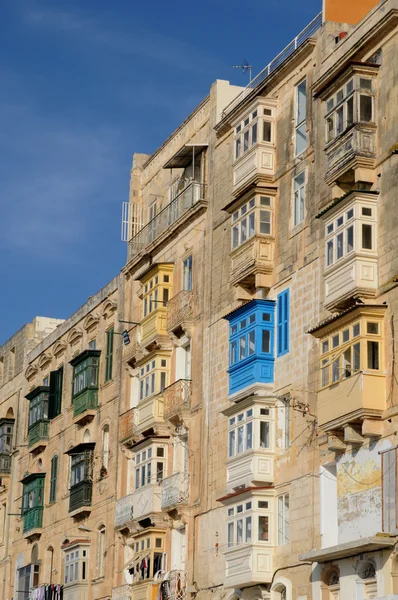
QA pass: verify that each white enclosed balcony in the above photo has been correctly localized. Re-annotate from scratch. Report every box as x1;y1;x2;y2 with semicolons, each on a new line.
133;484;162;520
224;544;273;589
161;472;189;511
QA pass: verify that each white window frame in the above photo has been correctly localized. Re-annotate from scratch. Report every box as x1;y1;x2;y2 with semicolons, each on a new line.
138;357;169;401
278;493;290;545
227;497;272;548
293;171;306;226
135;443;167;490
295;78;307;156
324;200;377;270
234;106;274;161
64;546;89;585
182;255;193;291
325;76;376;143
228;407;272;458
231;195;274;251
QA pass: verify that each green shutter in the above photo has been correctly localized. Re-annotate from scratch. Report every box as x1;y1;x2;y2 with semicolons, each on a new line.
48;371;57;419
56;366;63;416
49;455;58;503
105;329;114;382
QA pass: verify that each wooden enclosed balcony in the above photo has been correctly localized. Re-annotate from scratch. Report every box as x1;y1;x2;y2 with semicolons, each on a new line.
231;236;274;289
325;123;376;186
224;544;273;589
166;290;194;336
69;481;93;514
163;379;192;422
28;420;50;454
119;408;136;446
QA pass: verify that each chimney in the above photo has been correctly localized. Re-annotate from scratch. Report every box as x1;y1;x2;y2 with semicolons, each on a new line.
323;0;380;25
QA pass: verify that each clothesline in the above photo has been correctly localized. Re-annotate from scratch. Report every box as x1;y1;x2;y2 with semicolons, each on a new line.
29;584;63;600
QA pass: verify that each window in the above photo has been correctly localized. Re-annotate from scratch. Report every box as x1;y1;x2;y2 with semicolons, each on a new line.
278;494;290;544
142;269;173;318
227;498;271;547
96;526;106;578
234;106;274;160
129;536;166;581
138;356;169;401
277;289;290;356
320;314;383;387
182;256;193;291
101;425;110;473
27;388;49;429
228;407;272;458
0;418;13;474
324;200;376;269
48;366;63;419
231;195;274;250
325;76;375;142
21;474;45;533
64;545;89;585
229;305;274;367
295;78;307;155
70;451;93;487
293;171;306;226
135;444;167;489
282;398;290;448
105;328;114;382
49;455;58;504
71;351;100;400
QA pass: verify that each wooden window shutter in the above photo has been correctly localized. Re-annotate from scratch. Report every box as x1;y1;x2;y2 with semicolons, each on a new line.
48;371;57;419
382;448;397;533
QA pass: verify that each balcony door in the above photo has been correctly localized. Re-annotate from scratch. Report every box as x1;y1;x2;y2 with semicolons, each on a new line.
171;527;186;571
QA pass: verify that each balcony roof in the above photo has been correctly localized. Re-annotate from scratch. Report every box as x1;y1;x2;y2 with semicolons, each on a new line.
20;472;45;484
306;304;387;336
25;386;49;402
315;189;379;220
217;485;274;503
69;349;101;367
163;143;208;169
65;442;96;455
223;298;275;322
300;535;396;563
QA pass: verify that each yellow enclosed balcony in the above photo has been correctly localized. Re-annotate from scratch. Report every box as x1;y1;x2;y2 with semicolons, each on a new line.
309;304;386;440
135;352;170;436
226;192;275;290
124;530;166;593
231;100;276;197
139;263;174;351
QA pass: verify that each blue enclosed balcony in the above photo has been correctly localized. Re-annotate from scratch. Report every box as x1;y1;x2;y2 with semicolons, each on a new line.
225;300;275;397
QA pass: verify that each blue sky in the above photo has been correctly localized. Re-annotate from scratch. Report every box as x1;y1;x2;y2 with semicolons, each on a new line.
0;0;320;344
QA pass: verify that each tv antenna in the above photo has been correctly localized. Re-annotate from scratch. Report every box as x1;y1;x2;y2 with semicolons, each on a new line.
232;59;253;83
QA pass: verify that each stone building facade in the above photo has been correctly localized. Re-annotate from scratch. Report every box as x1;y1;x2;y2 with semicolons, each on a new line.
3;0;398;599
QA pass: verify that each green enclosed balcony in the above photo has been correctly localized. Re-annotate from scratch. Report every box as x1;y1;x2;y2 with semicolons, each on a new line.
70;350;100;424
66;442;94;516
0;418;14;476
26;387;50;455
21;473;45;538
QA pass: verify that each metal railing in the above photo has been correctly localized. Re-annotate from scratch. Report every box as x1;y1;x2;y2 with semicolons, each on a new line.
163;379;192;421
115;494;134;528
222;12;322;118
119;408;136;443
129;181;206;258
166;290;194;332
164;570;188;600
161;472;189;510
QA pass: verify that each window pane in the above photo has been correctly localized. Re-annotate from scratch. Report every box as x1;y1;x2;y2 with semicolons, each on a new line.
332;335;339;348
262;330;270;353
236;519;243;544
367;322;379;334
322;360;329;387
260;196;271;206
295;123;306;155
347;226;354;253
367;341;380;370
343;348;352;378
337;106;344;134
230;341;237;365
258;516;269;541
251;122;257;145
263;121;271;142
347;97;354;126
353;323;360;337
248;212;255;237
248;331;255;355
296;79;306;124
360;78;372;90
228;522;234;547
362;224;372;249
246;517;252;543
332;358;340;382
241;218;247;243
353;343;361;372
260;210;271;234
237;427;244;454
327;240;334;266
342;329;350;343
228;430;235;457
322;340;329;353
239;336;246;360
246;422;253;450
326;116;334;142
360;95;372;121
362;207;372;217
243;131;249;152
260;421;270;448
337;232;344;259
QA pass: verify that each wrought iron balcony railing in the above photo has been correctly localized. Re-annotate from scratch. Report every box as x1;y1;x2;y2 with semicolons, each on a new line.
119;408;136;444
161;472;189;511
28;420;50;448
163;379;192;421
115;494;134;529
164;570;188;600
129;182;206;259
166;290;194;333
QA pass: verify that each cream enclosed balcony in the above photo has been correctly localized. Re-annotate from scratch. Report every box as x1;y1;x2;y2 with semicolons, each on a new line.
128;181;207;261
139;263;174;350
133;484;162;520
161;472;189;511
136;393;164;435
309;304;386;440
231;101;276;197
163;379;192;422
115;494;134;530
320;190;378;311
166;290;194;336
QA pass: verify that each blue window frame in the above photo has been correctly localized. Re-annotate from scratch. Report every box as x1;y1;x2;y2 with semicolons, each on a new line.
226;300;275;395
277;289;290;356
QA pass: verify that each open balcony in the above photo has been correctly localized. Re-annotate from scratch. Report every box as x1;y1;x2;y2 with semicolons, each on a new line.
161;472;189;511
231;236;274;290
166;290;194;336
128;182;207;261
224;543;273;589
163;380;192;422
133;484;161;520
325;123;376;186
28;420;50;454
119;408;136;446
115;494;134;530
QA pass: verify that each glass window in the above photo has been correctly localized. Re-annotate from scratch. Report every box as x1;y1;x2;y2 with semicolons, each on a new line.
277;289;290;356
325;75;375;141
231;196;274;250
367;322;379;334
182;256;193;291
293;171;306;226
278;494;289;544
295;79;307;156
135;445;166;489
258;516;269;541
260;421;270;448
362;224;373;249
367;341;380;370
